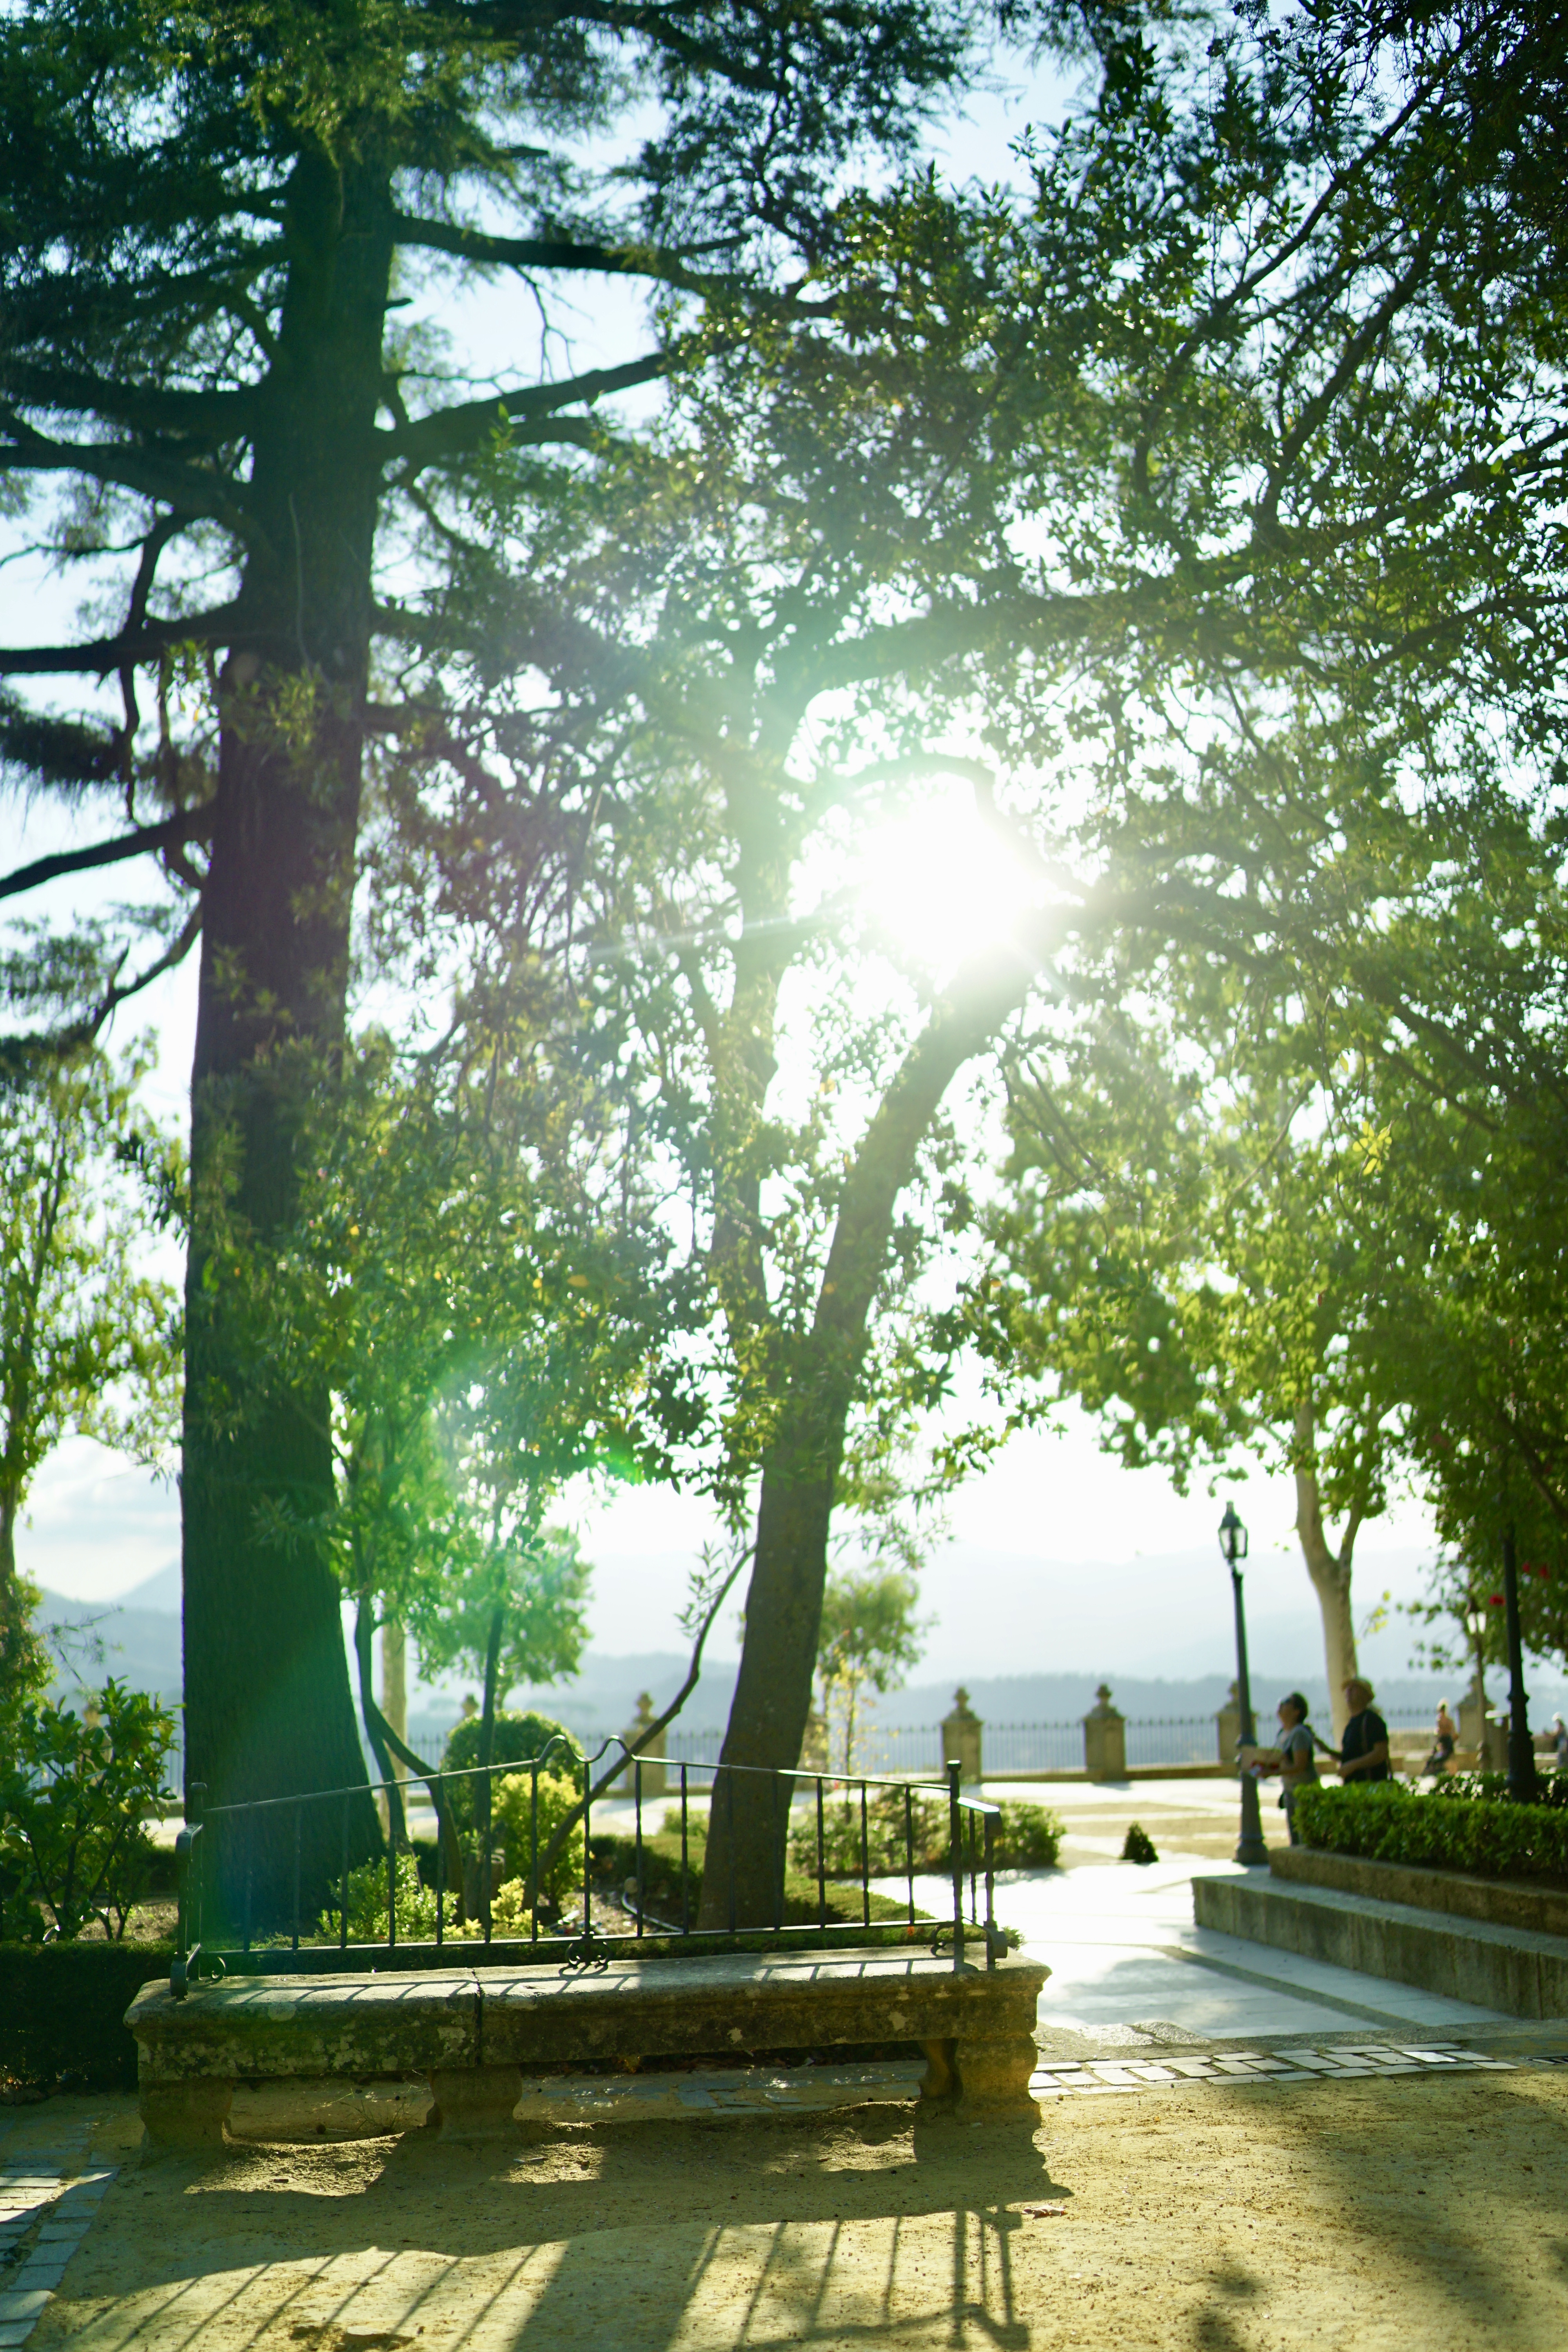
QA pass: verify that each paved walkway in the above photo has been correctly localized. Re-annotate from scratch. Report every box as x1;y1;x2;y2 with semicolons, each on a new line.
970;1775;1510;2052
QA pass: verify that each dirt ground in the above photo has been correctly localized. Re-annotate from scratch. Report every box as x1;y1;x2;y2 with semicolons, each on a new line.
24;2065;1568;2352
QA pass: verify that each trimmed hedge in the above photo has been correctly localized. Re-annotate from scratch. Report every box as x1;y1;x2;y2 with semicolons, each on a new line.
0;1942;172;2092
1294;1782;1568;1886
1430;1770;1568;1811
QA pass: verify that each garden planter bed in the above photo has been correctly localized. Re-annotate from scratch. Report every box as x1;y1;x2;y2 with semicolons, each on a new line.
1274;1844;1568;1936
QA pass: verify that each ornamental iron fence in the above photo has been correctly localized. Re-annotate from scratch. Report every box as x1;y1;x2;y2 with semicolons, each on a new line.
170;1739;1007;2000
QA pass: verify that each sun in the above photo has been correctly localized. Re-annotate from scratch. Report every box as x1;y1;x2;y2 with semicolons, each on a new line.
855;788;1040;975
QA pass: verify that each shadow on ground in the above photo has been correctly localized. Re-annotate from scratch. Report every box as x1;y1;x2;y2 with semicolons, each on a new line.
28;2067;1568;2351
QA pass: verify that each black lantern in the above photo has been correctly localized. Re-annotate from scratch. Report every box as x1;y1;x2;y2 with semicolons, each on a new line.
1220;1501;1268;1866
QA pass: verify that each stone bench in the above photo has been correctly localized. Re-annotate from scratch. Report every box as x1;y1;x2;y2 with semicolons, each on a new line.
127;1947;1048;2147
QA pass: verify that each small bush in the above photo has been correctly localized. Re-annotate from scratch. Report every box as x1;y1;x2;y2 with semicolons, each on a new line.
490;1768;586;1911
316;1851;538;1943
786;1786;1063;1879
995;1802;1065;1870
1122;1823;1159;1864
591;1826;918;1931
1293;1781;1568;1884
318;1850;444;1942
0;1682;177;1940
437;1711;581;1830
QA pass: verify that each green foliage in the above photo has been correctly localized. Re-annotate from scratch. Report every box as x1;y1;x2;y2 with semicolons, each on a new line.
987;1803;1064;1872
319;1850;443;1944
0;1682;177;1940
787;1787;1062;1878
193;1036;688;1748
1430;1772;1568;1812
0;1942;173;2092
1122;1823;1159;1865
0;1047;180;1719
414;1530;592;1721
490;1768;586;1911
1294;1783;1568;1884
815;1566;931;1776
591;1825;918;1934
437;1710;581;1830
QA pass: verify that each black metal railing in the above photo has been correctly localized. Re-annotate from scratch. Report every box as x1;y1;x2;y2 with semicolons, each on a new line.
170;1737;1008;1996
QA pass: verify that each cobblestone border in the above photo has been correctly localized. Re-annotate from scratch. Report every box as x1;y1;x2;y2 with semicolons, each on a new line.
1029;2042;1520;2096
0;2143;116;2350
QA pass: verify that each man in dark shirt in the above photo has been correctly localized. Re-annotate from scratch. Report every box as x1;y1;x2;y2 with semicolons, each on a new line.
1339;1677;1391;1782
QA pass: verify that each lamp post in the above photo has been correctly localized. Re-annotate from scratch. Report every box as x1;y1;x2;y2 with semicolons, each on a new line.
1220;1501;1269;1866
1500;1525;1537;1800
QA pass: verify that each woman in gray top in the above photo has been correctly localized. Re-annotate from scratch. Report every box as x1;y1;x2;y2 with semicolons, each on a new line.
1256;1692;1323;1846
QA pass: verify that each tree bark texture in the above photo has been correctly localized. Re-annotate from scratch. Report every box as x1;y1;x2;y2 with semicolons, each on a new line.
701;943;1040;1926
1292;1403;1361;1743
181;149;390;1920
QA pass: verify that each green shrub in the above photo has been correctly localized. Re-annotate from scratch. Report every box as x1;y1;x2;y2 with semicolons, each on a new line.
789;1785;947;1878
316;1849;544;1944
993;1802;1065;1870
786;1786;1063;1879
317;1850;443;1942
0;1941;173;2091
490;1768;586;1911
437;1711;581;1830
0;1682;177;1940
1294;1781;1568;1884
591;1828;918;1932
1122;1823;1159;1865
1430;1770;1568;1811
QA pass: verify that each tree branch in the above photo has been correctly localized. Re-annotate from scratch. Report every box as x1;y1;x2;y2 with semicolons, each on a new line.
525;1542;754;1906
0;428;256;539
0;605;245;677
0;804;214;903
378;348;683;471
0;361;255;439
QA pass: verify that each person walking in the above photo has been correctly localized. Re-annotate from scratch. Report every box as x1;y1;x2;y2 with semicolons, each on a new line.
1251;1693;1330;1845
1339;1679;1392;1783
1423;1700;1457;1779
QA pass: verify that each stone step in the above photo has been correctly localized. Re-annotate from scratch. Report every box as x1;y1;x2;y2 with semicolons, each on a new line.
1193;1873;1568;2019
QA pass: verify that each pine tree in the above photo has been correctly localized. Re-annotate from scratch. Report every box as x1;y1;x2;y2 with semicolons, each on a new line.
0;0;1004;1906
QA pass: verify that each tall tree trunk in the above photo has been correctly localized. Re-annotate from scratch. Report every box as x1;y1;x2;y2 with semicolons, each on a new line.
353;1601;406;1850
701;947;1035;1926
181;146;390;1920
1292;1403;1361;1743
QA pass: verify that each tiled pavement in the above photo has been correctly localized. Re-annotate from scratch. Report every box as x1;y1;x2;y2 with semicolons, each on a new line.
0;2120;116;2350
1029;2040;1522;2096
947;1777;1519;2048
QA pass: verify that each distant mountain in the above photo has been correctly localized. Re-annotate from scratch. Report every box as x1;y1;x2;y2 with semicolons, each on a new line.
114;1561;181;1613
38;1588;182;1705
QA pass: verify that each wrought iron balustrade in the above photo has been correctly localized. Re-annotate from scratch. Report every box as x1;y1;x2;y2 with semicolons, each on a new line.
170;1737;1008;1997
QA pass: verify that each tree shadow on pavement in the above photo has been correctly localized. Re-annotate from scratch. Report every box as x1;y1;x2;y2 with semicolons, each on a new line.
45;2102;1064;2352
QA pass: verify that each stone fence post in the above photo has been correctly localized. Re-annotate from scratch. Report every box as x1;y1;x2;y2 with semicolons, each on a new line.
1456;1673;1489;1767
1082;1684;1126;1781
617;1692;666;1798
941;1687;983;1785
1216;1681;1241;1776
